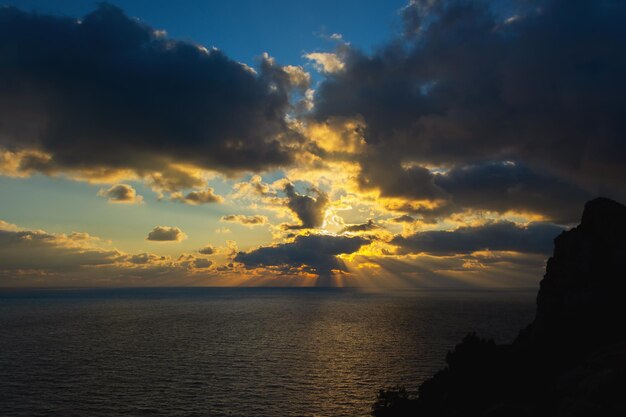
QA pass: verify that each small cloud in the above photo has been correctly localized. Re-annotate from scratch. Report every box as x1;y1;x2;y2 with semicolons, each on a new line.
216;264;233;272
97;184;143;204
504;15;521;25
232;175;277;198
340;219;379;233
146;226;187;242
235;233;369;277
147;166;205;195
171;188;223;204
225;240;238;259
0;220;19;231
282;65;311;91
304;52;345;73
128;253;165;264
198;244;216;255
221;214;269;227
391;214;416;223
283;182;329;230
215;227;232;234
176;253;213;269
193;258;213;269
391;221;565;255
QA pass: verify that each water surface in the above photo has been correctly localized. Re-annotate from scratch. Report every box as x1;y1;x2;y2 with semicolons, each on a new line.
0;287;536;417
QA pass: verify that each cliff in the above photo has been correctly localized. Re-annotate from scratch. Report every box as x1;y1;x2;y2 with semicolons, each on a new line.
373;198;626;417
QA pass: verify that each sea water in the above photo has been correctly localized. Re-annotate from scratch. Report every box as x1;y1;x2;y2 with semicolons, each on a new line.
0;287;535;417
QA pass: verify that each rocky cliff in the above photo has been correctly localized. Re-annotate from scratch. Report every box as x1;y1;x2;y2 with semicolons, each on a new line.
373;198;626;417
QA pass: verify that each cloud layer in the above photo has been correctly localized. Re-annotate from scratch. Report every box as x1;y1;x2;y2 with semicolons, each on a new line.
1;1;625;287
235;234;369;276
0;4;302;181
392;221;565;255
313;0;626;221
0;221;216;286
221;214;269;226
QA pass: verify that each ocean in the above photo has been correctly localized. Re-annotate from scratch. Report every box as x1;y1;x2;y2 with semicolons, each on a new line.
0;287;536;417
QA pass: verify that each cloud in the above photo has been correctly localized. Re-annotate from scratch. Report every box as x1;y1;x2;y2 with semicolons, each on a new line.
0;220;227;286
302;117;366;156
176;254;213;269
171;188;223;204
193;258;213;269
0;220;19;231
0;217;563;288
283;182;329;229
363;160;593;223
305;52;345;73
221;214;268;226
391;215;416;223
97;184;143;204
281;65;311;91
0;226;123;273
0;4;302;181
223;240;239;260
145;166;206;194
234;233;369;276
312;0;626;219
392;221;565;255
198;244;216;255
356;154;448;202
232;175;277;198
128;253;166;264
340;219;379;233
430;162;594;223
146;226;187;242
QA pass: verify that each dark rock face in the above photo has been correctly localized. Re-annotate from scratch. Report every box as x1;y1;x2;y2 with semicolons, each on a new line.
533;198;626;350
373;198;626;417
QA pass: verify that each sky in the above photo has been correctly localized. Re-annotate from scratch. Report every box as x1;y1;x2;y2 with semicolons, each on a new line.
0;0;624;288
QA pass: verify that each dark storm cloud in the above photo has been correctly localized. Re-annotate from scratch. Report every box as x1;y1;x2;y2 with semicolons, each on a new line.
283;183;329;229
392;221;565;255
357;153;447;201
0;4;302;176
234;234;369;276
431;162;594;223
375;161;593;223
314;0;626;216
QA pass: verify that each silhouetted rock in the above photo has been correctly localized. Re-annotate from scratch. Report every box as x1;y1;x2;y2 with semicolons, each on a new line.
373;198;626;417
532;198;626;351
